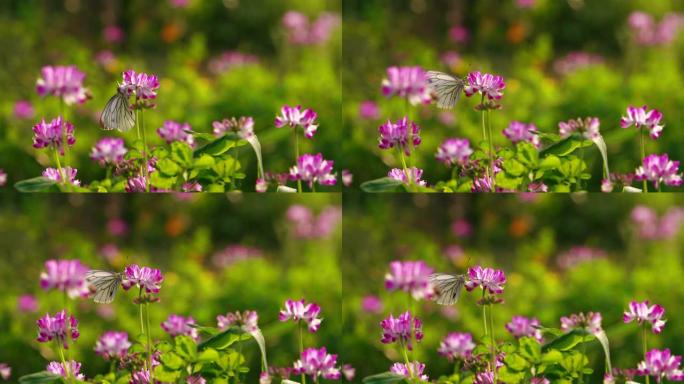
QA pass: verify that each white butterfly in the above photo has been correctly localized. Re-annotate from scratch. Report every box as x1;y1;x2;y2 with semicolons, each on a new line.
426;71;467;110
100;87;136;131
429;273;466;305
86;270;123;304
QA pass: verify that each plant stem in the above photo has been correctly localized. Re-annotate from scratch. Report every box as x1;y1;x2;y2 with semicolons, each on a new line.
140;108;149;192
299;322;306;384
57;342;71;382
145;302;153;381
59;98;69;170
399;148;411;187
481;290;489;369
487;108;495;191
295;128;302;193
138;288;146;370
488;302;497;382
53;148;66;185
643;325;650;384
641;127;648;193
401;340;412;378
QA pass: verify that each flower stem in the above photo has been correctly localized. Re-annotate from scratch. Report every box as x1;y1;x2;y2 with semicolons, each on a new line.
57;342;71;382
138;288;146;370
401;340;412;378
299;322;306;384
640;127;648;193
145;302;153;381
53;148;66;185
399;148;411;187
487;108;495;191
140;108;149;192
643;324;650;384
481;290;490;369
59;98;69;170
488;302;497;382
295;128;302;193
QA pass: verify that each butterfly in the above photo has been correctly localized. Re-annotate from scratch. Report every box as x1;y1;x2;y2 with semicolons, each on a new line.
426;71;467;110
100;87;136;131
85;270;123;304
429;273;467;305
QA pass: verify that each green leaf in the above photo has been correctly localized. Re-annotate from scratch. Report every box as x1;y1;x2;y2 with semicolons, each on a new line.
497;367;526;383
539;155;561;171
18;372;65;383
541;349;564;365
594;329;612;373
504;352;531;371
198;326;243;351
591;134;610;178
246;328;268;373
192;154;216;170
495;172;523;190
197;348;220;363
160;351;185;370
360;177;404;192
503;158;527;177
171;141;194;167
362;372;408;384
156;158;181;176
175;335;198;362
518;337;542;362
516;142;539;168
542;329;589;352
194;133;241;157
14;177;59;192
540;135;582;157
149;172;177;190
245;134;265;180
153;365;181;382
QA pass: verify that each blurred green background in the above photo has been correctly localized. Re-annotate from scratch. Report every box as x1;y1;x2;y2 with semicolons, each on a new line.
0;193;342;381
0;0;341;190
342;193;684;381
342;0;684;191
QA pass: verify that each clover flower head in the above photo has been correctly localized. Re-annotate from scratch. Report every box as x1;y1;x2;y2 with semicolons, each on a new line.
621;105;664;139
46;360;85;380
37;310;79;348
32;116;75;155
624;300;666;334
506;315;543;342
120;70;159;100
637;349;684;382
121;264;164;293
504;121;540;148
36;65;89;105
438;332;475;361
384;260;435;300
558;117;600;140
157;120;195;147
390;361;429;381
161;314;199;341
43;167;81;186
380;311;423;350
382;66;433;105
464;71;505;101
378;117;421;156
289;153;337;188
213;116;255;139
40;259;90;298
279;299;323;333
275;105;318;139
91;138;127;166
217;310;259;333
465;266;506;294
388;167;427;187
94;331;131;360
560;312;602;335
293;347;341;380
635;154;683;190
436;138;472;166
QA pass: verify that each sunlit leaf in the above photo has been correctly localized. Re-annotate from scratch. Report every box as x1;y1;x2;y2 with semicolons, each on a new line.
360;177;404;192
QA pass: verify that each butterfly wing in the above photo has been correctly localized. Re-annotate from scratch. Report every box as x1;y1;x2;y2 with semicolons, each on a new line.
429;273;466;305
100;91;135;132
86;270;122;304
427;71;465;110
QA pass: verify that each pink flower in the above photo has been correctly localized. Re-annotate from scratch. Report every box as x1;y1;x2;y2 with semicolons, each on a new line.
558;246;606;269
438;332;475;360
449;25;470;43
624;300;666;334
293;347;341;380
13;100;34;119
181;181;202;192
282;11;340;45
361;295;383;314
553;51;604;75
36;310;79;348
382;66;433;106
94;331;131;360
36;65;89;105
121;264;163;293
621;105;665;139
0;363;10;380
436;138;473;167
46;360;85;380
388;167;427;187
635;154;683;190
40;259;90;298
43;167;80;186
32;116;75;155
559;117;601;140
637;349;684;382
125;176;148;193
342;170;353;187
256;178;268;193
107;218;129;236
157;121;195;147
161;314;199;341
464;71;505;101
130;369;151;384
378;117;421;156
504;121;540;148
120;70;160;100
91;138;127;166
186;375;206;384
279;299;323;333
212;244;262;268
342;364;355;381
441;51;461;67
286;205;341;239
289;153;337;189
380;311;423;350
465;266;506;294
385;260;435;300
103;25;125;43
213;117;255;139
275;105;318;139
452;219;473;237
208;51;258;74
390;361;429;381
17;294;38;313
474;371;496;384
217;310;259;333
0;170;6;187
561;312;602;335
505;316;543;342
359;101;380;120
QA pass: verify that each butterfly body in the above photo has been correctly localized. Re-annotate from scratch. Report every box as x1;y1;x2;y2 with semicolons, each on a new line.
86;270;123;304
100;87;135;132
429;273;466;305
426;71;466;110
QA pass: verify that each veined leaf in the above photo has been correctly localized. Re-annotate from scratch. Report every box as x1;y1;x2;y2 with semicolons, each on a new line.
362;372;408;383
14;177;59;192
360;177;404;192
18;372;64;383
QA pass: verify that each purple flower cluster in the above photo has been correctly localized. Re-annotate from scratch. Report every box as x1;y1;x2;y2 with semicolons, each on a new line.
380;311;423;350
46;360;85;380
282;11;340;45
208;51;258;74
36;65;89;105
279;299;323;333
289;153;337;188
624;300;666;334
637;349;684;382
560;312;603;335
213;116;255;139
464;71;506;101
631;206;684;240
635;154;683;190
438;332;475;361
557;246;606;269
621;105;665;139
390;361;429;381
13;100;34;119
286;205;341;239
157;121;195;147
32;117;75;155
382;66;433;106
388;167;427;187
120;70;160;101
503;121;540;148
212;245;262;268
121;264;164;293
465;266;507;295
553;51;604;75
43;167;81;186
629;11;684;46
558;117;601;140
91;138;127;166
275;105;318;139
94;331;131;360
161;314;199;341
40;259;90;298
293;347;341;380
385;260;435;300
217;310;259;333
435;138;472;167
505;315;543;342
36;310;79;348
125;176;148;193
